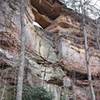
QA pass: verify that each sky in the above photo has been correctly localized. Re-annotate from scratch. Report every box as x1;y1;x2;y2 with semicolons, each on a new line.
87;0;100;19
59;0;100;19
90;0;100;9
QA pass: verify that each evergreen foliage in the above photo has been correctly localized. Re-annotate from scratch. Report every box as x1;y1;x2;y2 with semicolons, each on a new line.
6;85;53;100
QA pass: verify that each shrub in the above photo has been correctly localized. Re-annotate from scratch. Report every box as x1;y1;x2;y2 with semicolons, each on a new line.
22;85;53;100
6;85;53;100
60;95;66;100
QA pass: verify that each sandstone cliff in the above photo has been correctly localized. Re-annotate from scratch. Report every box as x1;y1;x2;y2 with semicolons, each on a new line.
0;0;100;100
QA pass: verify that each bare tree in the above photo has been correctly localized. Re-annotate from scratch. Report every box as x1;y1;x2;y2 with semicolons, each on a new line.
96;18;100;49
16;0;26;100
80;0;96;100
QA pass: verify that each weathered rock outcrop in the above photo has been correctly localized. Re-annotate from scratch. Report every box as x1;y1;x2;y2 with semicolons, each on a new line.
0;0;100;100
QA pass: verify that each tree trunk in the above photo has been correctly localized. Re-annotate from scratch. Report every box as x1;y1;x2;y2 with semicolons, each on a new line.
80;0;96;100
0;0;30;99
16;0;26;100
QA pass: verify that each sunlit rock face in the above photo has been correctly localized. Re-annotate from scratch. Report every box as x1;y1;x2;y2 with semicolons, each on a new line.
58;37;100;76
0;0;100;100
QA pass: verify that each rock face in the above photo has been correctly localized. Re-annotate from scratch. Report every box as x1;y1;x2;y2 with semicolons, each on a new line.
0;0;100;100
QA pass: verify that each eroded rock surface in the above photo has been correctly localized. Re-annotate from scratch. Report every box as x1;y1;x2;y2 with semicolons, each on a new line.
0;0;100;100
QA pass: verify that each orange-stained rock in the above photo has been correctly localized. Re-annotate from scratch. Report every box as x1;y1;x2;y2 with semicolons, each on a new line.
0;0;100;100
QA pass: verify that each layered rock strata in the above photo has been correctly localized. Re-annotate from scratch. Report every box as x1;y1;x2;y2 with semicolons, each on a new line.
0;0;100;100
